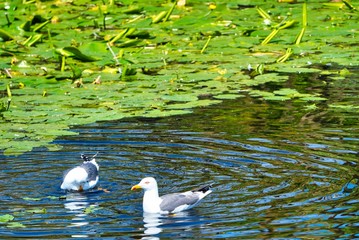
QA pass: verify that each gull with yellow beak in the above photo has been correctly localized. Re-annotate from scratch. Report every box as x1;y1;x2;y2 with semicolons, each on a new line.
131;177;212;214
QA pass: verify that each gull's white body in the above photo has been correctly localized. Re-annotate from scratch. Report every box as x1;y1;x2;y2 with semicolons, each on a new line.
61;156;99;191
132;177;212;214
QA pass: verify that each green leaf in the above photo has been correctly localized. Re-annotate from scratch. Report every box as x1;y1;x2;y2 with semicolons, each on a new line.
7;222;26;228
23;197;43;201
26;208;47;214
0;214;14;223
152;11;167;24
0;29;15;41
273;88;300;97
83;205;100;214
56;47;98;62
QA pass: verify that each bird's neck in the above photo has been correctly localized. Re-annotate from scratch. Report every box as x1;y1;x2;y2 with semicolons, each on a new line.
143;187;161;213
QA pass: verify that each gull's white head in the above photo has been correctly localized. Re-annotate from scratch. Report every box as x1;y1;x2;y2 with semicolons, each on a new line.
131;177;158;191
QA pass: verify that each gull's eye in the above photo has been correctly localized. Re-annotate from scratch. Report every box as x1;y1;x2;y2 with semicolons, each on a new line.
145;181;150;184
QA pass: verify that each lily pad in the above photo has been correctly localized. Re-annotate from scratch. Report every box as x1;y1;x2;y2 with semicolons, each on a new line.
26;208;47;214
0;0;357;155
0;214;14;223
7;222;26;228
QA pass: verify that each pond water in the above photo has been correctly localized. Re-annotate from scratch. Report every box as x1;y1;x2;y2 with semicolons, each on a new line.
1;74;358;238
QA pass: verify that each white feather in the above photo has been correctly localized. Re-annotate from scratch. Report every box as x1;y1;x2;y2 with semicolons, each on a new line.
61;157;99;191
132;177;212;214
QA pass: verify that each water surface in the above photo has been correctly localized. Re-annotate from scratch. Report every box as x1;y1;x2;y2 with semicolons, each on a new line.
1;82;358;238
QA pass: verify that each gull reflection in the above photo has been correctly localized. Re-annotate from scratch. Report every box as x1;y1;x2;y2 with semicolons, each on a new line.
143;212;163;238
142;211;195;239
63;192;98;237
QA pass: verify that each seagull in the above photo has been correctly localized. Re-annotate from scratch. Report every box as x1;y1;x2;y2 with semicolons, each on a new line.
131;177;212;214
61;153;99;192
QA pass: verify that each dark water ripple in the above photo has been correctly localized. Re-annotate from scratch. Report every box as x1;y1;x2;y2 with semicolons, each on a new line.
1;111;358;238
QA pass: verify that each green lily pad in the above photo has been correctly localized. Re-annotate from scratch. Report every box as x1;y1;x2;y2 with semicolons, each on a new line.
299;96;327;101
83;205;102;214
263;95;291;101
23;197;43;201
214;94;242;100
0;29;15;41
0;0;356;155
7;222;26;228
56;47;98;62
0;214;14;223
26;208;47;214
162;94;198;102
273;88;302;97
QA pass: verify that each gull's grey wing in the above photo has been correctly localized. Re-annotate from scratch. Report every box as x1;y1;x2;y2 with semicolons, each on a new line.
80;162;98;181
159;192;200;212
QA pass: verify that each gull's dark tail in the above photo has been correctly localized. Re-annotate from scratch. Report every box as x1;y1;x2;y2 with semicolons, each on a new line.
192;184;213;193
81;152;99;162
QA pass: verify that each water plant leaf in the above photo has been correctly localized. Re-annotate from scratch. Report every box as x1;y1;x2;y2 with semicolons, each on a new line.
23;197;43;201
342;0;357;11
299;96;327;101
163;0;178;22
276;48;293;63
0;29;15;41
56;47;98;62
122;6;144;14
214;94;241;100
33;20;50;32
0;0;357;155
83;205;102;214
152;11;167;24
22;34;43;47
0;214;14;223
273;88;301;97
329;104;359;112
7;222;26;228
256;6;271;21
79;42;108;58
26;208;47;214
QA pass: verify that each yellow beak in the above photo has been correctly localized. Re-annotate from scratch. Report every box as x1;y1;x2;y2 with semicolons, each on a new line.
131;184;142;191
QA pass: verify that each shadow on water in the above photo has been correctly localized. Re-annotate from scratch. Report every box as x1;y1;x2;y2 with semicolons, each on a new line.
1;73;358;238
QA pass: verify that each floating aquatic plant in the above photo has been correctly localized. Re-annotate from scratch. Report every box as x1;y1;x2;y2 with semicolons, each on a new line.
0;0;358;155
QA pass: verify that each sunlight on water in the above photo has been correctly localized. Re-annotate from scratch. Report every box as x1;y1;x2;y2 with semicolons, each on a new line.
0;96;358;238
